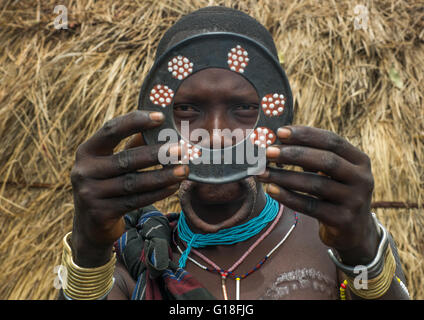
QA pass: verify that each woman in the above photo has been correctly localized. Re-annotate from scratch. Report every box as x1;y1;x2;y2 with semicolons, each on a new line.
59;6;408;300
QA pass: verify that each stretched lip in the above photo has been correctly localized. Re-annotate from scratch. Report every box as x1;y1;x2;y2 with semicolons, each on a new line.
185;178;250;205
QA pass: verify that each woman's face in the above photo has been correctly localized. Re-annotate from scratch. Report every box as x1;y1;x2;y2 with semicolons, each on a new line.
173;67;259;149
173;68;260;204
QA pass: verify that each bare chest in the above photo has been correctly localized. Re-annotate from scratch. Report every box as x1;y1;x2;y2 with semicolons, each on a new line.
172;212;340;300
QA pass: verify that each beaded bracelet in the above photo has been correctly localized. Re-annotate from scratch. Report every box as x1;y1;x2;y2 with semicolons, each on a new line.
339;280;348;300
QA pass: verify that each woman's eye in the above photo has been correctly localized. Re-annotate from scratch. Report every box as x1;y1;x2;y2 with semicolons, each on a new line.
237;105;256;110
233;104;259;115
173;104;200;119
174;105;197;112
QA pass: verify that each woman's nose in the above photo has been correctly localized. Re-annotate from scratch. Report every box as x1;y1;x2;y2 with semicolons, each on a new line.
203;110;236;149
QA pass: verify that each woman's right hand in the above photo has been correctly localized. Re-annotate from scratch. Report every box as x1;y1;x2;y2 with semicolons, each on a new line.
70;110;188;267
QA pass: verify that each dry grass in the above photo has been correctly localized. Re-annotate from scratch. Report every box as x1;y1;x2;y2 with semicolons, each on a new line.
0;0;422;299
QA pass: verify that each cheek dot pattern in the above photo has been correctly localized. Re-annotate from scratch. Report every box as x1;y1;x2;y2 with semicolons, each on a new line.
168;56;194;80
149;84;174;107
227;45;249;73
249;127;276;148
261;93;286;117
178;139;202;163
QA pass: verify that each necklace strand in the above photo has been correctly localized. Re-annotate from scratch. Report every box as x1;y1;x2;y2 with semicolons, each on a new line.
177;193;279;268
187;204;283;301
173;205;299;300
188;204;284;277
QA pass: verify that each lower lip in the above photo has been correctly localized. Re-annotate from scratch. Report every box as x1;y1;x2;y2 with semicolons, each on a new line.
191;180;249;204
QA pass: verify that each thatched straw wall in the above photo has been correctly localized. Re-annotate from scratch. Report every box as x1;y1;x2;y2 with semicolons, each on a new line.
0;0;422;299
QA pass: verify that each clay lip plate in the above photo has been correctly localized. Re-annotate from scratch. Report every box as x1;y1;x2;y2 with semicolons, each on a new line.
138;32;293;184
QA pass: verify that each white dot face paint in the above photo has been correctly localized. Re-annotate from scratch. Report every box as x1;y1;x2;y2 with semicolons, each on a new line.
227;45;249;73
261;93;286;117
179;139;202;163
168;55;194;80
149;84;175;107
249;126;277;148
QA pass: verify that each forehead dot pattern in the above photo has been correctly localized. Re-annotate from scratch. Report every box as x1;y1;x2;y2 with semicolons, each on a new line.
249;127;277;148
149;84;174;107
168;56;194;80
261;93;286;117
227;45;249;73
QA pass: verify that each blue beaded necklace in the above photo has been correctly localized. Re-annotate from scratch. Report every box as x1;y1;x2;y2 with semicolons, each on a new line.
177;193;279;268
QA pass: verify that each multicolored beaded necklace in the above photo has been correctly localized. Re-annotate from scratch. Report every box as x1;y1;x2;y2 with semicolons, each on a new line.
173;202;299;300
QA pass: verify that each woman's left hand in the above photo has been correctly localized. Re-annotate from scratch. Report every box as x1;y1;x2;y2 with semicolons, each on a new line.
258;125;379;266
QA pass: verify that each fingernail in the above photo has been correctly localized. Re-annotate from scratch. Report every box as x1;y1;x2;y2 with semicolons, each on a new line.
268;184;280;195
258;169;270;179
277;127;291;139
168;144;181;157
149;112;164;121
173;165;188;177
266;146;280;159
167;183;180;191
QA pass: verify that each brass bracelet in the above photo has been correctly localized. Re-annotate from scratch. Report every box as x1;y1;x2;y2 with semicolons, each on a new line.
61;232;116;300
328;213;387;279
328;213;398;299
64;278;115;299
345;244;396;299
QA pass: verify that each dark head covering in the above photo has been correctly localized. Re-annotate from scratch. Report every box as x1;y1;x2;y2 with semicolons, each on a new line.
155;6;279;61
